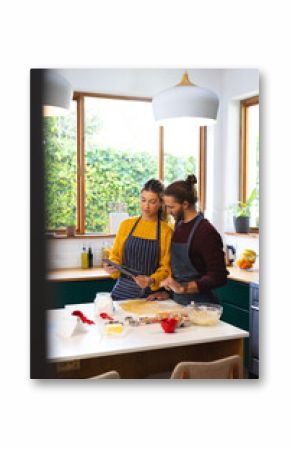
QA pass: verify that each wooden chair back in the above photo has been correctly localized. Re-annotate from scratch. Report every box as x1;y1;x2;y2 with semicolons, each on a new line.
170;355;242;379
89;370;120;379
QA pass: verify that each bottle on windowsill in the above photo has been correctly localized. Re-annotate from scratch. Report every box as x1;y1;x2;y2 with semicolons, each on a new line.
81;244;89;269
88;246;93;268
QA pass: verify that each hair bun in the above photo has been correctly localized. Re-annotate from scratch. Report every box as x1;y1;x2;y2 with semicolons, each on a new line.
185;174;197;186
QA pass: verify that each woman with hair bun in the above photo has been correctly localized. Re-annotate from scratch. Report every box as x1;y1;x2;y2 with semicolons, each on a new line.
148;174;228;305
104;179;172;300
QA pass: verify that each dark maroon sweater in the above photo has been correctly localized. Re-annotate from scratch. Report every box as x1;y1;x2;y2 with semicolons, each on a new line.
172;216;228;293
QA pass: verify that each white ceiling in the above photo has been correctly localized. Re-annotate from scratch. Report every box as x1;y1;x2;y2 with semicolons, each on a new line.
53;68;224;98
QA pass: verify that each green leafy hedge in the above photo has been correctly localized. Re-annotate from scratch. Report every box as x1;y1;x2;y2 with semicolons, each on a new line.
44;114;196;232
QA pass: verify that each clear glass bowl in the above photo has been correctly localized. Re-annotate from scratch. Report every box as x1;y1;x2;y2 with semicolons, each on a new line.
186;303;223;326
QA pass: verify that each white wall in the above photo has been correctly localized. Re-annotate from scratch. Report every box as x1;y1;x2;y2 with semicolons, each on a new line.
47;237;115;270
55;68;223;98
224;234;259;269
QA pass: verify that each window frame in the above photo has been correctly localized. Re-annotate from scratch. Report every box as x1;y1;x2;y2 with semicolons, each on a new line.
55;91;207;234
239;95;259;232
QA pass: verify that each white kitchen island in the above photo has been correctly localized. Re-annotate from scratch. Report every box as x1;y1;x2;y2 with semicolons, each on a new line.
46;302;249;378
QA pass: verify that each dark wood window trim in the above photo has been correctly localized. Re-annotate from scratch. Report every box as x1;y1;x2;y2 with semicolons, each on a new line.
159;126;164;181
240;95;259;232
76;94;85;234
199;127;207;212
240;95;259;201
50;92;207;234
73;91;152;103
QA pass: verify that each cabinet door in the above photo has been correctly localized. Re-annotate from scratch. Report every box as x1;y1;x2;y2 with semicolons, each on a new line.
221;302;249;370
221;302;249;331
47;279;115;309
215;280;250;371
215;280;249;310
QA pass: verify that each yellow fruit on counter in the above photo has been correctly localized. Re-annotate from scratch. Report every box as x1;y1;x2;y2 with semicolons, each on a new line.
243;249;256;257
241;249;256;263
244;248;256;256
242;254;256;263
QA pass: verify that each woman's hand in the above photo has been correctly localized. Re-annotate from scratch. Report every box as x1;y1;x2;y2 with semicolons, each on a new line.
146;291;170;301
103;263;119;275
160;277;183;294
134;275;153;289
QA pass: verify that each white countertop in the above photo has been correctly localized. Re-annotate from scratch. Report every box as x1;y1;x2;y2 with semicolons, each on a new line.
47;302;249;363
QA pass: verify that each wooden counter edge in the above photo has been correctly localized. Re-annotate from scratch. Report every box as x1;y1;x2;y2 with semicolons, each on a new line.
47;268;111;282
47;266;259;285
227;266;259;284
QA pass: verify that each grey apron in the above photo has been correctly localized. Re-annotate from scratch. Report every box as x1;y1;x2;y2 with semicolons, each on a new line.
171;213;219;306
111;217;160;300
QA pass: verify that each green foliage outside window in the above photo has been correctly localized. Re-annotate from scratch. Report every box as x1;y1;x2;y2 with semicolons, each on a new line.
44;112;196;233
43;115;77;229
85;147;157;232
164;153;196;185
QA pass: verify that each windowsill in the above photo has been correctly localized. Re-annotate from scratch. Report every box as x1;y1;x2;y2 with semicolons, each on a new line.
45;233;116;239
224;232;259;239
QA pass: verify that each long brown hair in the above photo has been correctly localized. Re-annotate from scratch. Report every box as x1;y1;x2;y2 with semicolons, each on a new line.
141;178;167;220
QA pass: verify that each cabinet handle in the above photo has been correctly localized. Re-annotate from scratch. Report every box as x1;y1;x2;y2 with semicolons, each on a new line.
251;306;259;311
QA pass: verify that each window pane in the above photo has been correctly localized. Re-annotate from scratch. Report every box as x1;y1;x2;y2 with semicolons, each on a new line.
247;104;259;227
164;120;199;188
85;97;158;232
43;101;77;229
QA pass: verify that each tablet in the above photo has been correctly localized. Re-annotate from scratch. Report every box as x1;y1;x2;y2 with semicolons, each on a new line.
102;258;141;278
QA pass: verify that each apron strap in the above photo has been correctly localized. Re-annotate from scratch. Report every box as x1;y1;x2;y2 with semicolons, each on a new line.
128;216;142;236
156;218;161;265
186;213;204;250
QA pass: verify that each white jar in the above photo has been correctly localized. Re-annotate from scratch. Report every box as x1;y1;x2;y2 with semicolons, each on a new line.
94;292;113;316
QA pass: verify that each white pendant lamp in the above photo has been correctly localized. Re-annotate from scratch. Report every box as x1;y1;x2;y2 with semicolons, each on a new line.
152;71;219;126
42;70;73;116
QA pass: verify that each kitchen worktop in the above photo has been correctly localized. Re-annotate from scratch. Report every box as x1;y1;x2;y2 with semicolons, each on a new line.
47;267;110;282
47;265;259;284
226;266;259;284
47;302;249;363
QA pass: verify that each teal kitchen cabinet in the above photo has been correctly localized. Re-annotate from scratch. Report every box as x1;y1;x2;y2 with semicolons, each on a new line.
47;278;115;309
215;280;250;370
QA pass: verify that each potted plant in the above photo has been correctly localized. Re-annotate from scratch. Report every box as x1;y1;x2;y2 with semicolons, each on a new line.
229;188;257;233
